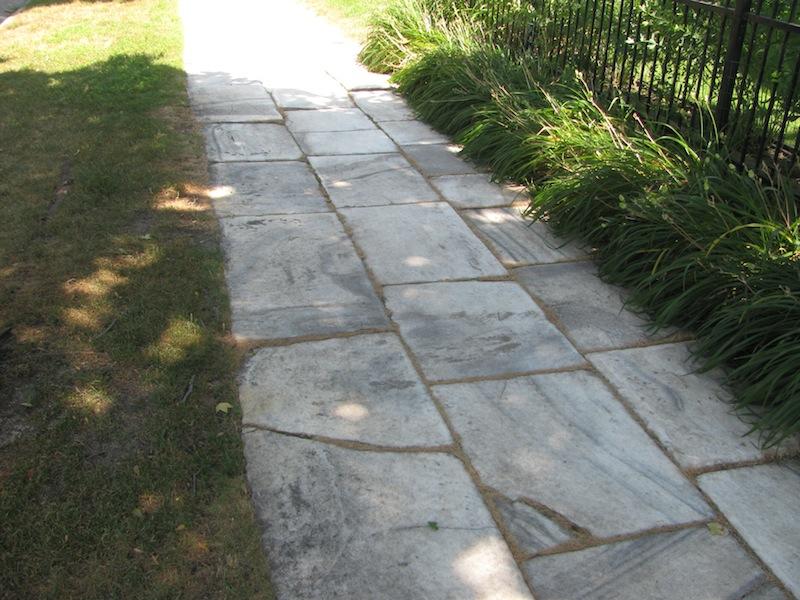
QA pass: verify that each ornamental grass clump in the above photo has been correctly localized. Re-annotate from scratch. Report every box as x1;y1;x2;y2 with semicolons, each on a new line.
360;0;800;444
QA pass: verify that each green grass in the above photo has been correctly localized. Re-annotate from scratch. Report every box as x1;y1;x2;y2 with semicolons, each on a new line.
362;1;800;445
302;0;392;40
0;0;273;597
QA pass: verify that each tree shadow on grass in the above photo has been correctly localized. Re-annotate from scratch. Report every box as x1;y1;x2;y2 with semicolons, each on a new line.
0;53;272;598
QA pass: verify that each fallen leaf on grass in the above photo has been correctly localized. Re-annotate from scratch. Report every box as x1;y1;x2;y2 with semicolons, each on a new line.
215;402;233;414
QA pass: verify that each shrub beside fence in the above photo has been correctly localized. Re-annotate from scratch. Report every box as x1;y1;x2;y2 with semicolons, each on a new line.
486;0;800;174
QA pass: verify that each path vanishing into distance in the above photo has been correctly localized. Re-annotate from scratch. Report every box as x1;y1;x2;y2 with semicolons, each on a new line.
181;1;800;598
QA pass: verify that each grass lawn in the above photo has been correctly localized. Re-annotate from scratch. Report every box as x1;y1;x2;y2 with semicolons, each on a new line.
0;0;273;597
303;0;390;40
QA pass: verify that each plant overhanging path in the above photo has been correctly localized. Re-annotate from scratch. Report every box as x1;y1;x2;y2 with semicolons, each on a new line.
182;0;800;597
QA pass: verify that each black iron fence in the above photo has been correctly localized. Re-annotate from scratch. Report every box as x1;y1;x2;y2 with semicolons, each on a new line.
485;0;800;173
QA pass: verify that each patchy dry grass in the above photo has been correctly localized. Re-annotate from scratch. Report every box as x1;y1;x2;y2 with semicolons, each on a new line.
302;0;391;40
0;0;273;597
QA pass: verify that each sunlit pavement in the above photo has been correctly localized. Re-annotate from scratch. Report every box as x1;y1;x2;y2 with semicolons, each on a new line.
180;1;800;597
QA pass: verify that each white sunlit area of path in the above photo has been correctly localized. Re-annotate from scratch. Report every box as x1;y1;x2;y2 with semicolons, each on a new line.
180;0;800;598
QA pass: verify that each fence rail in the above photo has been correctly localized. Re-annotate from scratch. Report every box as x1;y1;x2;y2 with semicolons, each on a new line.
487;0;800;173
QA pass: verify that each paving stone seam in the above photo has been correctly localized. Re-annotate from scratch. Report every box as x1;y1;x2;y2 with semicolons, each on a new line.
242;423;457;454
521;519;712;560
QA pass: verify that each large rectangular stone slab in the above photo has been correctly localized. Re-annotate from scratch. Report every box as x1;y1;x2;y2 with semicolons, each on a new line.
189;82;282;123
220;214;387;341
699;462;800;597
402;143;483;176
286;108;376;133
589;343;797;469
209;161;329;217
352;90;415;121
309;153;439;208
524;527;772;599
240;334;451;447
341;203;506;285
461;208;587;267
296;129;397;155
516;262;661;351
204;123;302;162
244;431;534;600
431;174;522;209
384;282;585;381
380;120;450;146
434;372;712;537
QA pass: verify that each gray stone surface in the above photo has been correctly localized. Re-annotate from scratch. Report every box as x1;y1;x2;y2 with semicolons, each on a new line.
524;527;771;600
461;208;587;266
326;64;393;91
699;462;800;597
589;343;794;469
297;129;397;155
286;108;376;133
220;214;387;341
745;585;791;600
384;282;585;381
517;262;659;351
271;79;354;109
381;120;450;146
431;174;522;209
434;372;713;536
244;431;534;600
341;203;506;285
0;0;26;24
204;123;302;162
209;161;328;216
352;90;415;121
239;334;451;446
309;153;438;207
493;497;573;554
402;143;483;176
189;82;281;122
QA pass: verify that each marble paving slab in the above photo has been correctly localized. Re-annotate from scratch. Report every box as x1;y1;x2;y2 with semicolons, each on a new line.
297;129;397;155
524;527;772;600
384;281;585;381
309;153;439;207
286;108;376;133
431;174;522;209
351;90;415;121
589;342;796;469
220;213;387;341
209;161;329;216
460;207;587;267
340;203;506;284
189;82;281;122
325;64;393;91
244;431;534;600
699;462;800;597
380;120;450;146
204;123;302;162
434;371;713;537
516;261;660;351
492;496;574;555
402;144;484;177
239;334;451;446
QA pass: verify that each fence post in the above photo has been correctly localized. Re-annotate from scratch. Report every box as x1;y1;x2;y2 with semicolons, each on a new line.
715;0;753;131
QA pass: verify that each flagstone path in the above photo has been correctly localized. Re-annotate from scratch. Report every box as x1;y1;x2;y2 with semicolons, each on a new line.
181;1;800;598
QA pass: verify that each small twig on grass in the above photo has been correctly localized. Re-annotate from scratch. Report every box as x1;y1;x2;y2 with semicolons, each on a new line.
94;317;118;340
179;375;196;404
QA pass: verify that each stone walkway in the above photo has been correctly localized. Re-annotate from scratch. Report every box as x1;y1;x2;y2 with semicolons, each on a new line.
181;1;800;598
